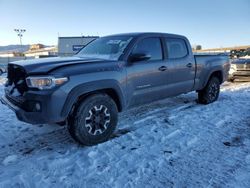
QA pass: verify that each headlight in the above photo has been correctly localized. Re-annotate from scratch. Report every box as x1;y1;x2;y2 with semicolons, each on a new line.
26;76;68;90
229;64;237;74
231;64;237;69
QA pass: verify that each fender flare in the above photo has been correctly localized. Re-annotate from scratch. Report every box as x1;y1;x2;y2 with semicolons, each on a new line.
61;80;126;117
202;68;223;89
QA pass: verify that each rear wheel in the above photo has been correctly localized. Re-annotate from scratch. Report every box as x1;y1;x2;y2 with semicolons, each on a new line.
198;77;220;104
68;94;118;145
0;70;3;75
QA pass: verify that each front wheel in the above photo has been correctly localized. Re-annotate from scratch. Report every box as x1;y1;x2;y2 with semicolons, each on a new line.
198;77;220;104
68;94;118;145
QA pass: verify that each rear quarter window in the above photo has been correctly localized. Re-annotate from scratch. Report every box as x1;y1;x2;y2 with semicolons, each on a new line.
165;38;188;59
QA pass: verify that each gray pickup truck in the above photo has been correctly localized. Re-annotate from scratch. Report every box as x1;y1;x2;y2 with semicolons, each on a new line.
1;32;230;145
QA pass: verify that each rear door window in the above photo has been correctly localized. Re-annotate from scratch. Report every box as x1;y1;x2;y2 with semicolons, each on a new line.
165;38;188;59
132;38;163;61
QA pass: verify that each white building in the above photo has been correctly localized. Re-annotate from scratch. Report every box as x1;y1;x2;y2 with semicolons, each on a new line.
24;46;57;58
0;52;21;57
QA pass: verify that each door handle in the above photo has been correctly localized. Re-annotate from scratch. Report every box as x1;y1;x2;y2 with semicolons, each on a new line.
158;66;167;71
186;63;193;68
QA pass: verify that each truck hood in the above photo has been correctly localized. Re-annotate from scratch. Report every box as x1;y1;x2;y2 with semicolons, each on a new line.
9;56;111;74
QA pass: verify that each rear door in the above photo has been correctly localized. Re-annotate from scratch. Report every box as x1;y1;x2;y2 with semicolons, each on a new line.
162;37;196;96
126;37;168;107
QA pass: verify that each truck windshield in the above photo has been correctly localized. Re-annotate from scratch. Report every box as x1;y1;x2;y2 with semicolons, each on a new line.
77;36;133;60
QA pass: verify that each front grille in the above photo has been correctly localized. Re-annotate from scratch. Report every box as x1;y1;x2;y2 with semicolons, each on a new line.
7;64;29;95
6;93;37;112
236;64;250;70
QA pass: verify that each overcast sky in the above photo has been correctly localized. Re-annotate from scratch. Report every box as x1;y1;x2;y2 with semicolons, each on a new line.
0;0;249;48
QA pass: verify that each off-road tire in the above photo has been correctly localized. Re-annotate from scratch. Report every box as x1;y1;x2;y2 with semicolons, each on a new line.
198;77;220;104
68;94;118;145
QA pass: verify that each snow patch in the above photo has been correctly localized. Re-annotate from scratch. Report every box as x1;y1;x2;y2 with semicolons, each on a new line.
165;129;181;139
187;137;198;146
88;150;98;158
0;77;7;85
215;115;231;128
134;115;155;125
2;155;17;165
246;155;250;164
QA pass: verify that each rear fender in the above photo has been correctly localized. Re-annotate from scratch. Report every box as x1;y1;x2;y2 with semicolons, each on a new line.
201;68;223;89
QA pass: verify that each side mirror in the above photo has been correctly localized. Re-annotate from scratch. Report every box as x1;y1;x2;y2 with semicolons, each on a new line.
129;52;151;63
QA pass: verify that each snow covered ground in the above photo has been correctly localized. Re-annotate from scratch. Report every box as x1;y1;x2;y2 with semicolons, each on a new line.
0;74;249;188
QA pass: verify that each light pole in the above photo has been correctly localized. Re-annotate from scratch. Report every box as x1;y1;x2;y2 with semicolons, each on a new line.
14;29;26;46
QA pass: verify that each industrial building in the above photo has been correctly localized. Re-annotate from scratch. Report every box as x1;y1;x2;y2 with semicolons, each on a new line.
24;44;57;57
0;43;58;65
58;36;98;56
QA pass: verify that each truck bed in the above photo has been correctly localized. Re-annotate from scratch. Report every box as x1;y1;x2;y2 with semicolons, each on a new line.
194;53;230;90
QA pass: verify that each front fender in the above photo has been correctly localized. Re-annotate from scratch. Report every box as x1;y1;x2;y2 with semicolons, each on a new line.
61;79;126;117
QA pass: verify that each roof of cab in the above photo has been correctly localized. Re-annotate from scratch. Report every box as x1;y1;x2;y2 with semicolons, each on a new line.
105;32;186;39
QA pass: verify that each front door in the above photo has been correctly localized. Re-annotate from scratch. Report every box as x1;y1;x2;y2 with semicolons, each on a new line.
126;37;168;107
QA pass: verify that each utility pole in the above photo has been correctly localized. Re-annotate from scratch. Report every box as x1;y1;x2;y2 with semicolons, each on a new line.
14;29;26;46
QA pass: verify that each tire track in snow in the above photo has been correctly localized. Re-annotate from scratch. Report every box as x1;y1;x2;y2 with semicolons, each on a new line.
0;128;72;162
0;101;197;162
0;82;248;164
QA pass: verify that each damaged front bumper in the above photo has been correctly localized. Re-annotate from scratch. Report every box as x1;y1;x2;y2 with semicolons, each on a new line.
0;95;49;124
1;87;69;125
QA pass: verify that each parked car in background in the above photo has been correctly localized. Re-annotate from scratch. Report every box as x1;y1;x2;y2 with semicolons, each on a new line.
230;48;250;59
1;32;230;145
229;58;250;82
